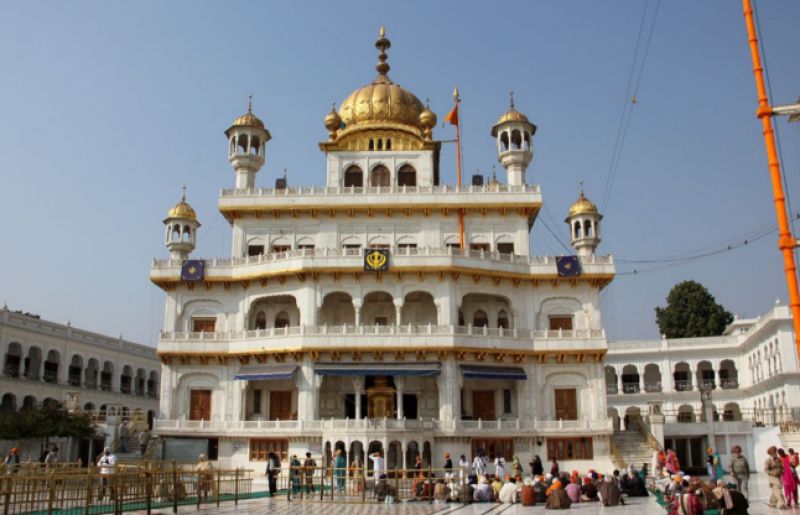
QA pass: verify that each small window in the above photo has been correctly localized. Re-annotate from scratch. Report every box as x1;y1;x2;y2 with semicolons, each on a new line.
374;317;388;326
370;165;390;187
343;244;362;255
271;245;291;253
344;166;363;187
368;244;390;250
497;243;514;254
274;312;290;329
446;243;461;251
497;311;510;329
546;437;593;460
503;389;512;414
250;438;289;462
254;311;267;330
397;165;417;187
193;318;216;332
472;310;488;328
549;316;573;331
470;243;490;252
297;244;315;251
247;245;265;257
397;243;417;254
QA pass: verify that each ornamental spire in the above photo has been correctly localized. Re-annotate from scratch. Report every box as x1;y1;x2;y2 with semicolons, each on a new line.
375;26;391;77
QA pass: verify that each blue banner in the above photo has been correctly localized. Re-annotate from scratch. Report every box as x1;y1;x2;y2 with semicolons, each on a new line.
181;260;205;281
556;256;582;277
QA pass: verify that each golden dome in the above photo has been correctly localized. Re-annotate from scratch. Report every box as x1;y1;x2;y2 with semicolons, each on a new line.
491;92;537;137
337;28;426;133
568;189;599;217
225;96;270;138
419;103;437;129
166;189;197;221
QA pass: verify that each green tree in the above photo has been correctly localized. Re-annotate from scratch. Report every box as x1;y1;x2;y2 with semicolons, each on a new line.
655;280;734;338
0;403;96;440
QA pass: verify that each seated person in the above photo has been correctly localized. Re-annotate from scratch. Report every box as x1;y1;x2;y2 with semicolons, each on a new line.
433;478;450;503
533;477;548;504
375;475;397;503
545;479;572;510
598;475;624;506
473;477;493;502
565;477;582;503
519;477;536;506
581;476;598;501
498;477;517;504
627;471;649;497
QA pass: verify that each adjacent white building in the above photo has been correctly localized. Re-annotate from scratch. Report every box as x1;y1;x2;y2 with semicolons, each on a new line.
605;303;799;472
150;28;617;472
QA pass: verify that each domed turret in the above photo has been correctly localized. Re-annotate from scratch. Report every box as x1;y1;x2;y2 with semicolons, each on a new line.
491;92;537;186
565;183;602;257
226;96;271;189
164;187;200;260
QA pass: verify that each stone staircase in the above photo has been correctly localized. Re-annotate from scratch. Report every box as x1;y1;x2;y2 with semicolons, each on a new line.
611;430;658;473
114;435;161;464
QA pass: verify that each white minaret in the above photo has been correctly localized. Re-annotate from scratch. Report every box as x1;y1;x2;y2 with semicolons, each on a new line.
565;182;602;257
490;92;536;186
225;96;271;189
163;187;200;260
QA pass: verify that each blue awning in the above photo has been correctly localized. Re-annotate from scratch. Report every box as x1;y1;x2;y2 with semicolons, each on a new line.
314;362;441;377
460;364;527;381
234;364;297;380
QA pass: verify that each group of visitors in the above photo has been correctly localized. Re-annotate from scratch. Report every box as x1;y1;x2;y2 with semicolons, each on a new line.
653;445;752;514
764;445;799;509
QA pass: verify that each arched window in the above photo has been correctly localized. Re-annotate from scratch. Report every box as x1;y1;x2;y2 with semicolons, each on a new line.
500;132;509;152
370;165;390;187
274;311;290;329
584;220;593;237
250;136;261;155
523;131;531;150
510;130;522;150
237;134;249;154
255;311;267;330
368;139;374;151
497;310;509;329
377;139;383;150
397;165;417;187
344;165;363;188
386;139;392;150
472;310;488;328
574;221;582;239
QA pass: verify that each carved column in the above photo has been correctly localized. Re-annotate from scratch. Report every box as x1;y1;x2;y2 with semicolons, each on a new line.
353;298;363;327
393;299;404;326
353;377;364;420
395;377;405;420
296;358;319;421
438;357;462;422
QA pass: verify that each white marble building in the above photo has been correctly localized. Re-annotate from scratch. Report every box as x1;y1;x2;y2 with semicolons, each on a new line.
150;29;616;472
0;306;160;420
605;303;799;472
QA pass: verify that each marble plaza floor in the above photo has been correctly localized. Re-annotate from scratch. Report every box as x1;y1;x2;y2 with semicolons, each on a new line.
135;474;799;514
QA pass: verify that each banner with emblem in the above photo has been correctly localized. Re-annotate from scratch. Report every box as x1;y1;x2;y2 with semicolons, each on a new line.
364;249;389;272
555;256;582;277
181;260;205;281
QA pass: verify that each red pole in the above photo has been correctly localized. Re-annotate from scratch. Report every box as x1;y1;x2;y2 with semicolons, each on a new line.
454;87;465;251
742;0;800;354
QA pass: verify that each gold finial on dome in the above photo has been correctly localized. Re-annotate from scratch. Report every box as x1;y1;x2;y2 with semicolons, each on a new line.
324;101;342;140
419;98;437;140
491;92;537;136
375;26;391;77
568;180;600;217
166;185;198;221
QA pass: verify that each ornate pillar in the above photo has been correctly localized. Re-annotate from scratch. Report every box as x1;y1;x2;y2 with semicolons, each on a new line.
159;363;173;420
393;299;404;326
296;357;319;421
395;377;405;420
438;357;462;422
353;298;363;327
517;363;535;421
353;377;364;420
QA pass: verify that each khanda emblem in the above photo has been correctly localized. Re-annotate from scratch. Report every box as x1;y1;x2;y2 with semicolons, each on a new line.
364;249;389;271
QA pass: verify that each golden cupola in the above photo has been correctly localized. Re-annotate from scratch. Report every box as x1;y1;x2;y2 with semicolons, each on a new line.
320;27;438;152
163;187;200;260
565;182;602;257
166;192;197;222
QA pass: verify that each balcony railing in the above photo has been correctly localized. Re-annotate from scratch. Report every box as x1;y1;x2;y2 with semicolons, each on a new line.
644;383;663;393
661;407;795;426
674;380;693;392
160;324;605;342
152;246;614;270
220;183;542;198
154;417;613;435
606;385;618;394
622;383;640;394
720;379;739;389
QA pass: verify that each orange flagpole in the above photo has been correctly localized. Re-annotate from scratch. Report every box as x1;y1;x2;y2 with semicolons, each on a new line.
742;0;800;354
454;87;465;251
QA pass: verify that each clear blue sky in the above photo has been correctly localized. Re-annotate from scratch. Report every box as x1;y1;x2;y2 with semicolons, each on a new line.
1;1;798;345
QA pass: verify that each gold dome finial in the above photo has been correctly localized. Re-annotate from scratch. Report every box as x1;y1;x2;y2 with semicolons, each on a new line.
419;98;437;140
166;185;198;221
567;180;599;217
324;101;342;139
375;26;391;76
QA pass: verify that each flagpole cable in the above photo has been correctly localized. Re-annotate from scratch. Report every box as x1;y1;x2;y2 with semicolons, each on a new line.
742;0;800;354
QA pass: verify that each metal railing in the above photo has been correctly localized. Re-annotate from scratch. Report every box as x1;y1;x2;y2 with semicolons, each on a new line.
274;465;476;504
220;183;541;197
0;461;252;514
